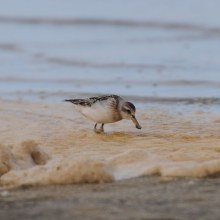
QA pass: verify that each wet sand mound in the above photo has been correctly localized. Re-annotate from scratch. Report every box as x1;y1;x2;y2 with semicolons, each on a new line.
109;149;220;180
1;143;220;187
0;141;113;186
1;99;220;187
0;141;50;176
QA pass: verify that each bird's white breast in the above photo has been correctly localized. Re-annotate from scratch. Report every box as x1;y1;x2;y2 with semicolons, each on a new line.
75;99;116;124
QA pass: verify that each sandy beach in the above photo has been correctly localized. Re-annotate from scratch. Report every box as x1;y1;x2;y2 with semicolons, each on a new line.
1;0;220;219
1;98;220;184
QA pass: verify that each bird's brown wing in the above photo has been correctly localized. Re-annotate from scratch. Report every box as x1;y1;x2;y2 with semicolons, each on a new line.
65;99;91;107
65;94;123;107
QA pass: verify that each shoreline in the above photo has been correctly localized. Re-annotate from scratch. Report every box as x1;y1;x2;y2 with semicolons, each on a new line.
2;91;220;105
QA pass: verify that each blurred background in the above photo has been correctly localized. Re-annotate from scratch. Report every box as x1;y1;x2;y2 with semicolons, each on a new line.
1;0;220;111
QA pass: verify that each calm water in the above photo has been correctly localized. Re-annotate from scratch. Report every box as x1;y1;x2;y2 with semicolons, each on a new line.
1;0;220;109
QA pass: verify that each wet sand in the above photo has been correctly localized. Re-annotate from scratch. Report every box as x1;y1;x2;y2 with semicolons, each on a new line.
1;98;220;219
1;98;220;185
1;176;220;220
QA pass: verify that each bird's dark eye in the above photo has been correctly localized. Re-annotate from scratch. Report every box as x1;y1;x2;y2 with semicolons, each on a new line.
126;109;131;114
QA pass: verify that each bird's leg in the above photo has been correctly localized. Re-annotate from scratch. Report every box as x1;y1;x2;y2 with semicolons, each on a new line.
94;123;100;134
98;123;104;133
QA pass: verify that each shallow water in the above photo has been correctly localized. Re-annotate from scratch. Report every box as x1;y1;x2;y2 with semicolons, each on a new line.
1;1;220;102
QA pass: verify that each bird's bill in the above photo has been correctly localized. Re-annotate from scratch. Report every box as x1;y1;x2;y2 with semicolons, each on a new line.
131;116;142;129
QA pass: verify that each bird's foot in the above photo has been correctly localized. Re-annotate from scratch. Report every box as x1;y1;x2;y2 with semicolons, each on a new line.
94;128;103;134
99;124;104;133
94;123;105;134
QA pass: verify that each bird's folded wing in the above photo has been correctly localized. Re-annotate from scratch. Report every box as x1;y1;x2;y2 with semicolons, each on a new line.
65;99;91;107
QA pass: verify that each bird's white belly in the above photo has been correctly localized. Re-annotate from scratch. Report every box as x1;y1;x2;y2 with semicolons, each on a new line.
75;101;116;124
82;107;113;123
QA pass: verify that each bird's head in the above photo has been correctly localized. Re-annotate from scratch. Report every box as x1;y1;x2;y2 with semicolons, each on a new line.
121;101;142;129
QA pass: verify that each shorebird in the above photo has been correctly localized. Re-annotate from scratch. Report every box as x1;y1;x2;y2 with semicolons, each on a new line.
65;94;142;134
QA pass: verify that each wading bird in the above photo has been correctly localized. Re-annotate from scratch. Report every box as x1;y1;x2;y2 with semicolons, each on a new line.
65;94;142;134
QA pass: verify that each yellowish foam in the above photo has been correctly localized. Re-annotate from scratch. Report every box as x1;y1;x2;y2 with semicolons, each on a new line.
1;99;220;187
